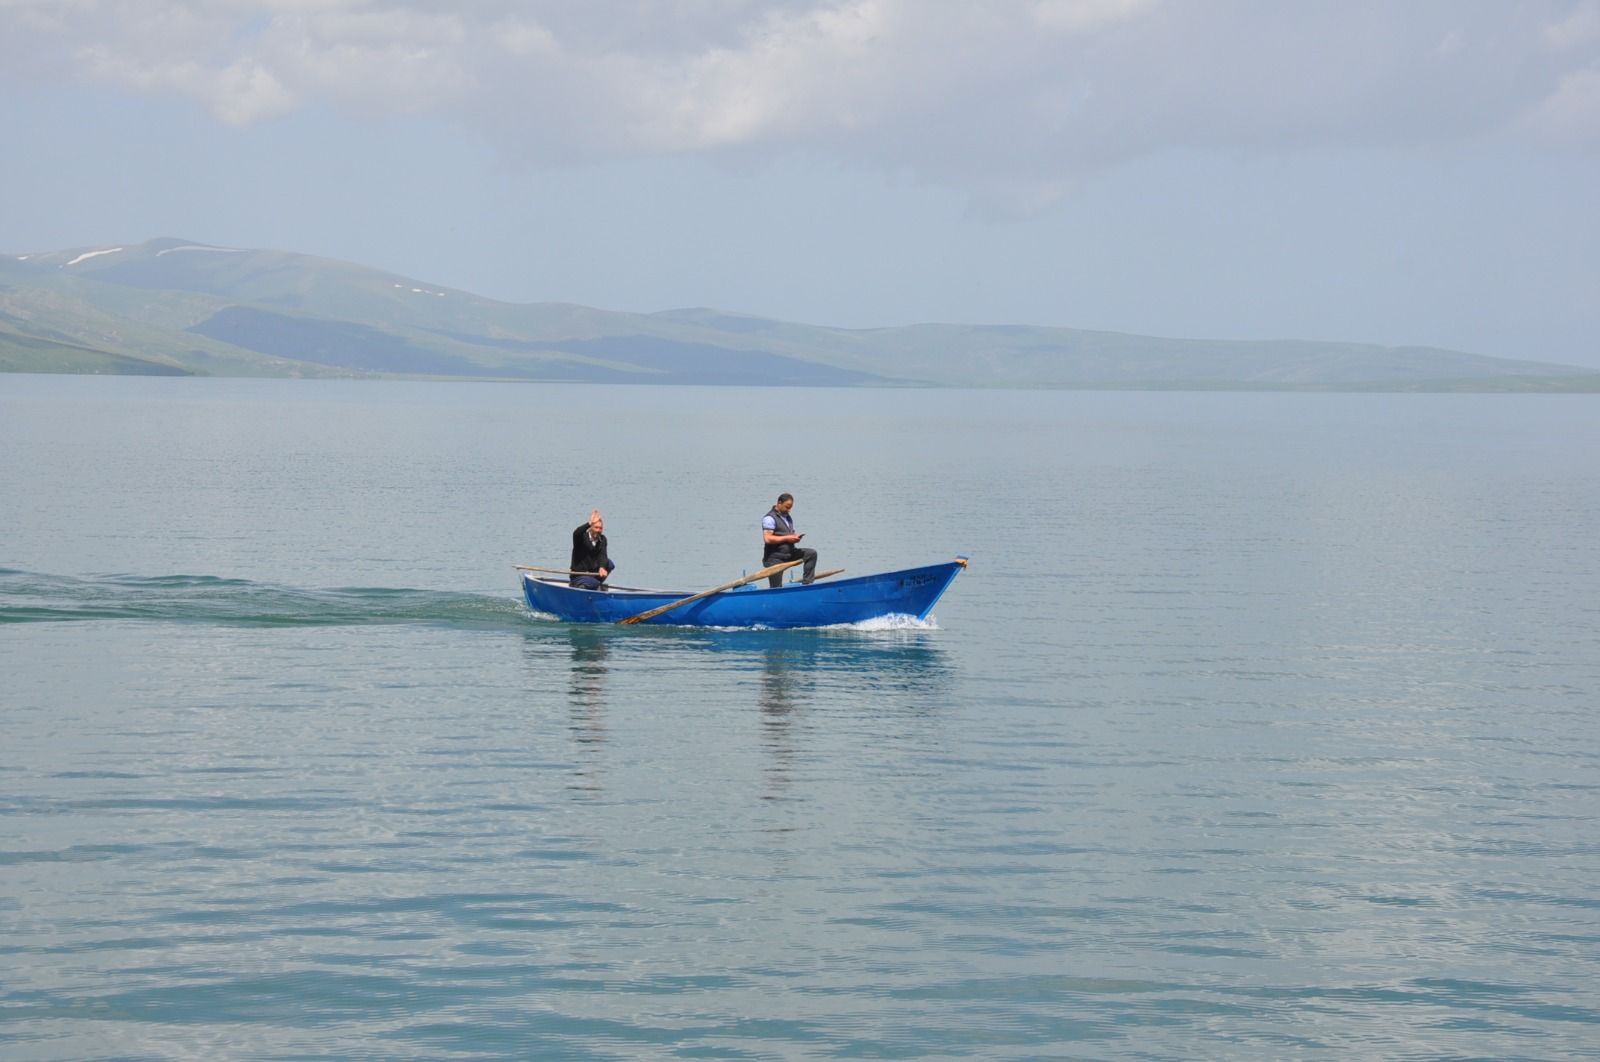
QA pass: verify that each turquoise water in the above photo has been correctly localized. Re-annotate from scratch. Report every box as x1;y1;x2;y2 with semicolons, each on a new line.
3;376;1598;1059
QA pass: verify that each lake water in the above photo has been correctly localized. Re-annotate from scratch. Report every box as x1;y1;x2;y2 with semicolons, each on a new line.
2;376;1598;1059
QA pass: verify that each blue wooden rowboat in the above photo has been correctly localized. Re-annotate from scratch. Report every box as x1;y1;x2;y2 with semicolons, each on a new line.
521;559;967;629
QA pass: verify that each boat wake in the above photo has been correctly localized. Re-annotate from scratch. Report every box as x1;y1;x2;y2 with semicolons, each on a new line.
0;568;526;631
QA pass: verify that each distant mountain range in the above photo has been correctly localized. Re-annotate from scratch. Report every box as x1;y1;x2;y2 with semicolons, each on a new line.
3;238;1596;391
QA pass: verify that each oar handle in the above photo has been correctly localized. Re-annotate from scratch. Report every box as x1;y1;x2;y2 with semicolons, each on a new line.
515;565;605;577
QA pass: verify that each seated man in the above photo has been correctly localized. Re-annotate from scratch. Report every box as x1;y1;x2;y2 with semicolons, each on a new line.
570;509;615;590
761;492;818;587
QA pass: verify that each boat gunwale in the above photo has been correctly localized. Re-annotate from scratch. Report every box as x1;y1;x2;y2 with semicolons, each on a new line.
525;577;689;596
524;563;948;599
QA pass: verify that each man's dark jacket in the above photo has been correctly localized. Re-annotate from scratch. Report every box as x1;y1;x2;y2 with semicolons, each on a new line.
570;525;614;584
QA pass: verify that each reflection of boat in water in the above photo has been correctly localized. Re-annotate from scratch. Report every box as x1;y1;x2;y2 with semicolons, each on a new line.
522;622;955;702
520;560;966;629
517;620;955;802
656;626;958;710
566;625;609;703
696;627;953;679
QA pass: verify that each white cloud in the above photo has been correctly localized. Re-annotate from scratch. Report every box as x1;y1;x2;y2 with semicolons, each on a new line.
1544;0;1600;50
78;49;296;125
493;16;558;59
1031;0;1154;33
3;0;1597;205
1524;66;1600;144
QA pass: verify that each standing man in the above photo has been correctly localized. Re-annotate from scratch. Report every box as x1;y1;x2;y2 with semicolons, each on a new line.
761;493;818;587
570;509;615;590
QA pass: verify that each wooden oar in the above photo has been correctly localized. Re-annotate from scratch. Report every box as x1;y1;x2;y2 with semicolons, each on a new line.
616;559;802;626
811;568;845;582
515;565;598;577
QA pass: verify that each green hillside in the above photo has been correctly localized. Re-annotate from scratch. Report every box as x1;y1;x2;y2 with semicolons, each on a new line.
3;238;1596;391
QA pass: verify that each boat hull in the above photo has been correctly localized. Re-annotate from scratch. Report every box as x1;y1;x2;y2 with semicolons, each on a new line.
521;561;965;628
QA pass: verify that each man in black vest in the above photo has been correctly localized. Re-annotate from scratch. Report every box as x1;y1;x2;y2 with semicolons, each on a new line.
761;493;818;587
570;509;615;590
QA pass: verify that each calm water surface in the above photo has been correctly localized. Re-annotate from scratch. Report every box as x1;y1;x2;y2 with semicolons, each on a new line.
2;376;1598;1059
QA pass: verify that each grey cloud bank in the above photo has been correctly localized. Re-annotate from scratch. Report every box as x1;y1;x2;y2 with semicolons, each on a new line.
6;2;1596;198
1;1;1596;366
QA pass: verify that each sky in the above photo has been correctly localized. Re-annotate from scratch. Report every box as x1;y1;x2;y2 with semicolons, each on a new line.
2;0;1598;367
